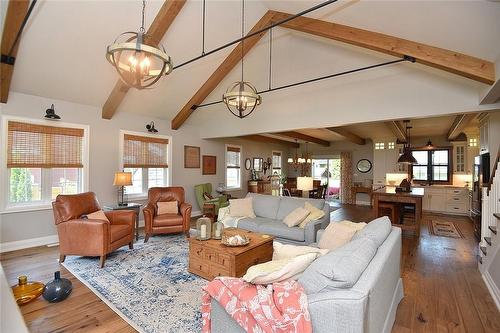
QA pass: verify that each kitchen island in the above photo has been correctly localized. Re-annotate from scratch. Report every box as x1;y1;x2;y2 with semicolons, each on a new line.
373;186;424;236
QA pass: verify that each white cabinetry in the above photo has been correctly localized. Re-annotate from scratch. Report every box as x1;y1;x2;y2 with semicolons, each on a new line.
372;140;404;186
421;187;468;215
453;143;466;174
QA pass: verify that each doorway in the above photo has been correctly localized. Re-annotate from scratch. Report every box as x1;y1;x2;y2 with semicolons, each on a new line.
311;158;341;201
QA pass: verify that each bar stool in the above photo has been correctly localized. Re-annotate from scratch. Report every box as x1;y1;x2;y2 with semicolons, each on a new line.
399;204;416;225
378;202;398;224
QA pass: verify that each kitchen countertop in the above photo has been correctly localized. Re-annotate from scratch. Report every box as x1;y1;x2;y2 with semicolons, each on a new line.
374;186;425;197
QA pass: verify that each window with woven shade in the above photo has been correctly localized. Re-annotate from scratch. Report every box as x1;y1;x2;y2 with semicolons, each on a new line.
121;131;171;196
4;119;88;207
225;145;241;189
272;151;282;175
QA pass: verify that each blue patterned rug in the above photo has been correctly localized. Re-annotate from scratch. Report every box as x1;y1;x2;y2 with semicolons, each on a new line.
62;234;206;333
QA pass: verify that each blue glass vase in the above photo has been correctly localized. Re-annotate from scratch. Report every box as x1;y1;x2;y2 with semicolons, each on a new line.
42;271;72;303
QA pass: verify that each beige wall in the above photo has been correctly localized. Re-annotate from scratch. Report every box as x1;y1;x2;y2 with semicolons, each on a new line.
0;92;289;247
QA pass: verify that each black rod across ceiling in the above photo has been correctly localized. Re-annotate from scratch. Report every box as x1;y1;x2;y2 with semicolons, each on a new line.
172;0;338;71
193;56;415;109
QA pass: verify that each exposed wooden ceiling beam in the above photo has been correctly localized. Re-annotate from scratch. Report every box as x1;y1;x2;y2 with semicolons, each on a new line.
1;0;30;103
271;11;495;85
447;114;477;141
240;135;300;148
102;0;186;119
276;131;330;146
385;121;407;143
326;127;366;145
171;11;275;129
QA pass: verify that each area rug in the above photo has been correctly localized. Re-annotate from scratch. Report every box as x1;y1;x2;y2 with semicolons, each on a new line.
62;234;206;333
429;220;464;238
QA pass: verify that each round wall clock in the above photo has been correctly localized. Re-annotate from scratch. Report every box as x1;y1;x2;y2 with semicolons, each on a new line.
356;159;372;173
244;158;252;170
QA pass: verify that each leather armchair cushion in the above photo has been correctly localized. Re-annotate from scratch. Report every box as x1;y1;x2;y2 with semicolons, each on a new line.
154;213;183;227
110;224;131;242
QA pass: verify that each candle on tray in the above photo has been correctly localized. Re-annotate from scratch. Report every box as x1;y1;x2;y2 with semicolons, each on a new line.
200;225;207;239
215;225;221;238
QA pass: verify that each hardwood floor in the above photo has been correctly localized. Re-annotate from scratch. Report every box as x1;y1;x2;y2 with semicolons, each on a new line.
2;206;500;332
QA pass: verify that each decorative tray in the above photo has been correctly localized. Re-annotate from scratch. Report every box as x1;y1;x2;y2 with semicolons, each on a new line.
221;234;250;247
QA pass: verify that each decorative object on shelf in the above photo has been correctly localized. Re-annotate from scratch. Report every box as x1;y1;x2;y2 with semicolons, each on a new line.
44;104;61;120
202;155;216;175
244;158;252;170
396;178;412;192
222;0;261;118
11;275;45;305
356;159;372;173
145;121;158;133
184;145;200;168
196;216;212;240
212;220;224;240
250;169;258;180
221;233;249;247
42;271;72;303
297;176;313;198
398;120;418;164
113;171;133;206
253;157;263;172
106;0;172;89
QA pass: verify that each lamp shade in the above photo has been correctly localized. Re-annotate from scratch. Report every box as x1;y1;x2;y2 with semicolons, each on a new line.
297;177;313;191
113;172;133;186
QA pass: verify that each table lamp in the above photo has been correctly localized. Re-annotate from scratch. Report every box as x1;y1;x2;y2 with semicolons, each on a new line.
297;176;313;198
113;172;132;206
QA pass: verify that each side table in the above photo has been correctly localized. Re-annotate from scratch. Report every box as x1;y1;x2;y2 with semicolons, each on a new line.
103;203;142;241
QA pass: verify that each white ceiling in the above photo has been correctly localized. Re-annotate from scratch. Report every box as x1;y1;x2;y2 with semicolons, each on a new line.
4;1;500;132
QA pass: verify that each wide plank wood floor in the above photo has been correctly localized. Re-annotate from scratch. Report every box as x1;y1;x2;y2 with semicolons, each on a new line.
1;204;500;332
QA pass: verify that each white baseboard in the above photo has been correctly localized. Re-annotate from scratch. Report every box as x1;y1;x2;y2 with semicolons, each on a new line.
0;235;59;253
482;271;500;312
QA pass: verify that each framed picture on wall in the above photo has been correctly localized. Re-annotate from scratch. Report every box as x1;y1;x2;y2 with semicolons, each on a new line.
202;155;216;175
184;146;200;168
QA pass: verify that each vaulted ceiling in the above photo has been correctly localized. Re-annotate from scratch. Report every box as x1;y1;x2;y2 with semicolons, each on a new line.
3;0;500;138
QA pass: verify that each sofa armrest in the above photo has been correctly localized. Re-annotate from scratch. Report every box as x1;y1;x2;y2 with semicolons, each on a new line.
316;229;325;242
105;210;135;227
304;205;330;244
57;219;109;255
180;202;192;233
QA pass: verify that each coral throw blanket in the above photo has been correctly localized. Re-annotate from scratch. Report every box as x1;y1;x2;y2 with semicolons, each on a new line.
201;277;312;333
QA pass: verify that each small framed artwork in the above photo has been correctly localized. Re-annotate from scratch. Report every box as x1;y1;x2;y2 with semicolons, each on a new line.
253;157;263;172
184;146;200;168
202;155;216;175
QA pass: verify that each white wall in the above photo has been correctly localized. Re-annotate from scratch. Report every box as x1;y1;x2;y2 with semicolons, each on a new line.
0;92;289;249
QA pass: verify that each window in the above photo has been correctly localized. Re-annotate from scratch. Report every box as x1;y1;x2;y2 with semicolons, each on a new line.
121;132;170;196
469;138;478;147
4;119;87;208
388;142;395;149
272;151;282;176
411;149;451;183
375;142;385;150
225;145;241;189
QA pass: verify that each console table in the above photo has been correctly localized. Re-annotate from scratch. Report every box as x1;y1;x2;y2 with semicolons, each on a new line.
352;186;373;205
103;203;142;241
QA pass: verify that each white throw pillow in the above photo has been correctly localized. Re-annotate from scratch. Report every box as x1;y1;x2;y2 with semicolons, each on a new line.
283;207;310;227
299;202;326;228
318;222;357;250
339;220;367;231
273;241;329;261
157;201;178;215
229;197;256;218
86;210;110;222
243;252;318;284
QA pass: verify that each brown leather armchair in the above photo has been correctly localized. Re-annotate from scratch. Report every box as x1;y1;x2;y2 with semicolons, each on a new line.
143;187;192;242
52;192;135;268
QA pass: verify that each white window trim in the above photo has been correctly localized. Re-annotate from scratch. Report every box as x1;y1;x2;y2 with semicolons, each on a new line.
118;130;172;200
272;150;282;174
0;115;90;212
225;144;242;191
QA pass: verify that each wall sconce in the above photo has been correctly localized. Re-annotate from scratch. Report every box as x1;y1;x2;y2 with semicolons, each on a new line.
146;121;158;133
44;104;61;120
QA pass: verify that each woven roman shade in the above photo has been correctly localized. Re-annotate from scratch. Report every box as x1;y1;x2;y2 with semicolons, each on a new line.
7;121;84;168
123;134;169;168
226;146;241;169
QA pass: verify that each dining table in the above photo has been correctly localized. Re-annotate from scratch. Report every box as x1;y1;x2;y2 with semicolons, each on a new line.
373;186;424;236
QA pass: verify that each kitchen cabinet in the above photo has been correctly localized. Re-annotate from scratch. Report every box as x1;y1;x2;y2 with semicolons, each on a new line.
453;143;466;174
373;141;404;185
419;186;468;215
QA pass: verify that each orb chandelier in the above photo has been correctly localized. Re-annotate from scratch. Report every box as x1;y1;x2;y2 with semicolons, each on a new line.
106;0;172;89
222;0;261;118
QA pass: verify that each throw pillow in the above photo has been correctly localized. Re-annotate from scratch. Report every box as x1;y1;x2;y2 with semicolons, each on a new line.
229;197;256;218
299;237;378;294
157;201;178;215
339;220;367;231
299;202;326;228
243;252;318;284
318;222;357;250
85;210;110;222
283;207;310;227
203;192;213;200
273;241;329;261
351;216;391;247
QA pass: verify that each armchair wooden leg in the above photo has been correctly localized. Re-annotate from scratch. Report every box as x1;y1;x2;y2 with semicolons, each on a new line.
144;234;150;243
99;255;106;268
59;255;66;263
184;230;190;238
129;241;134;249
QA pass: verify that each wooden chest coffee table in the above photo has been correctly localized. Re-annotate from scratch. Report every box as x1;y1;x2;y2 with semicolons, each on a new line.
188;228;273;280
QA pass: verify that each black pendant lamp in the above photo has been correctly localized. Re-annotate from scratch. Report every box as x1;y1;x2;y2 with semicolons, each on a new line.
398;120;417;164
